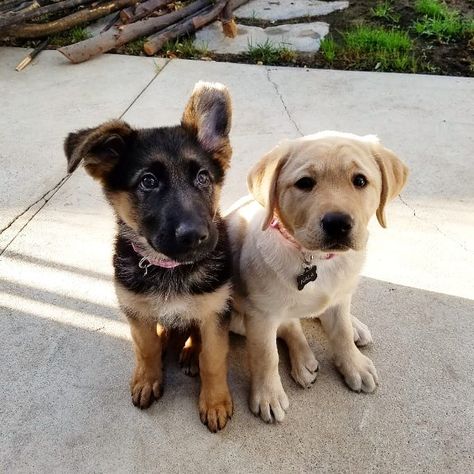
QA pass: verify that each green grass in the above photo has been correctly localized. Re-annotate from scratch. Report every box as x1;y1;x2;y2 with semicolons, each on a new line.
413;0;473;41
122;38;146;55
320;37;337;62
50;26;91;46
414;0;450;18
247;39;296;64
321;26;418;72
343;26;412;53
371;1;400;23
163;38;208;58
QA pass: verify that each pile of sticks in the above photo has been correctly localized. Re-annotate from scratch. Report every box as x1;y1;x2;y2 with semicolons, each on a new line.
0;0;247;63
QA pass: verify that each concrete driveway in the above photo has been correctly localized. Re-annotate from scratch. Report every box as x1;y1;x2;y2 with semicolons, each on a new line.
1;47;473;472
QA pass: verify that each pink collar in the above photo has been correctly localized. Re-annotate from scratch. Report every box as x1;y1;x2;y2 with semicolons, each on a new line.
131;242;182;271
269;218;335;260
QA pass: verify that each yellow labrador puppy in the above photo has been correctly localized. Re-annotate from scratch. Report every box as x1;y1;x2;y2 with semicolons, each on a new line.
226;131;408;423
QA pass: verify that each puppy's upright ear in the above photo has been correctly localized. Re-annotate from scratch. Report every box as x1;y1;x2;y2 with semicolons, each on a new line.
181;81;232;170
247;142;289;230
64;120;134;181
373;144;409;228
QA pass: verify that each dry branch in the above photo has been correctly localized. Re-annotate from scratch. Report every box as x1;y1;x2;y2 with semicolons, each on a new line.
143;0;246;54
0;0;35;13
15;37;50;70
58;0;210;63
143;7;208;55
0;0;97;28
220;0;236;38
1;0;139;37
120;0;171;24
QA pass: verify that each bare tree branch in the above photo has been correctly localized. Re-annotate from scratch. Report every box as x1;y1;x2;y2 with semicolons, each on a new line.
120;0;172;24
144;0;247;54
58;0;210;63
1;0;139;37
0;0;98;29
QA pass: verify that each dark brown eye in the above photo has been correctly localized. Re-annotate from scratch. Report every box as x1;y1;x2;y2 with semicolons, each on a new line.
140;173;158;190
196;169;211;187
294;177;315;191
353;174;368;188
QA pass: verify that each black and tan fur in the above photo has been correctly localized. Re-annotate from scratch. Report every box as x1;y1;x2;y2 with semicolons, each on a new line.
64;82;234;432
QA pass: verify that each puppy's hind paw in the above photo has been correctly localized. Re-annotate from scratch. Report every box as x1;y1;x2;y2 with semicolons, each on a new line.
352;316;373;347
291;356;319;388
179;340;200;377
335;352;379;393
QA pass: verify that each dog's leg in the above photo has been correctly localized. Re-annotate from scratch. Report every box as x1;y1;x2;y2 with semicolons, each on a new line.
246;312;289;423
128;317;165;409
179;325;201;377
351;315;373;347
198;315;233;432
320;297;378;393
278;319;319;388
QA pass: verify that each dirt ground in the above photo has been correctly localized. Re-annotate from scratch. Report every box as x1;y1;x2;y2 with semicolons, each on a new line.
314;0;474;76
232;0;473;76
2;0;473;76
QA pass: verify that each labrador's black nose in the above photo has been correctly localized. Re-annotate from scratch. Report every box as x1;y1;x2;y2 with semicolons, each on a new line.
321;213;353;239
175;222;209;249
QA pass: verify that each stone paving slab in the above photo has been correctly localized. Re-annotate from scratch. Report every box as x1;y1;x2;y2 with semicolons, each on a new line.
235;0;349;21
0;48;166;236
1;51;473;473
194;21;329;54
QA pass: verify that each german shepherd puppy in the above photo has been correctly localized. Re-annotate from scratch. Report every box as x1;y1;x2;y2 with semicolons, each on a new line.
64;82;234;432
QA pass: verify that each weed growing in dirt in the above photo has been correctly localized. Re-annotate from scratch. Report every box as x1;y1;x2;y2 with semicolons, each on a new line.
413;0;473;41
415;0;449;18
322;26;417;72
320;38;337;62
247;39;296;64
343;26;412;53
163;38;208;58
123;38;146;55
371;1;400;24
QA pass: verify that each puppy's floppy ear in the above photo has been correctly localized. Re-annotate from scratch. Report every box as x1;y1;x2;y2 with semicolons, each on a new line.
373;144;409;228
64;120;134;181
247;142;289;230
181;81;232;170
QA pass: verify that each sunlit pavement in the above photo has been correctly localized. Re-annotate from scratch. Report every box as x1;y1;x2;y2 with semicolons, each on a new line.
1;47;473;472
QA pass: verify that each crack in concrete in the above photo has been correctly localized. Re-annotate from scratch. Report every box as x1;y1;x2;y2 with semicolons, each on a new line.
265;67;304;137
398;194;471;253
0;175;69;256
118;59;169;120
0;61;169;256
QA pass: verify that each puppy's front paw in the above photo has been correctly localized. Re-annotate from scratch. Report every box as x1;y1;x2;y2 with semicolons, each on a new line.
352;316;373;347
130;369;163;409
250;377;289;423
199;389;233;433
290;353;319;388
335;352;378;393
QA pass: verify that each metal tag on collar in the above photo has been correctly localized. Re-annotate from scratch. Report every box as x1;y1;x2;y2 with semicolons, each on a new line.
138;256;152;276
297;254;317;291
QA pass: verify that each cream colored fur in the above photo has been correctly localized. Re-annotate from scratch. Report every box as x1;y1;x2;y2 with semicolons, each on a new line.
226;131;408;423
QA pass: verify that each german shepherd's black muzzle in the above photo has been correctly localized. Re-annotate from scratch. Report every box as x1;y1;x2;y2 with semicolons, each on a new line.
144;190;219;263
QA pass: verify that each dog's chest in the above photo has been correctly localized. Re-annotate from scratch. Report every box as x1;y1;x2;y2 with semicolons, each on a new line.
258;257;355;319
285;271;335;318
115;281;230;328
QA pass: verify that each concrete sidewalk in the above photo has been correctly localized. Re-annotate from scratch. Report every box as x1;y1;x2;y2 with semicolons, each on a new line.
1;47;473;472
